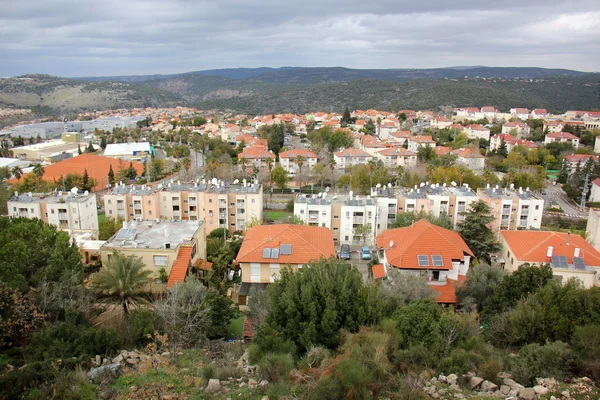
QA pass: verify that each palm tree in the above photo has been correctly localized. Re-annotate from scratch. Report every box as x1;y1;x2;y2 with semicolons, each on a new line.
11;166;22;180
328;159;337;190
239;157;249;177
207;159;219;179
32;164;45;178
367;159;378;191
92;252;152;316
181;157;191;179
295;155;305;191
266;157;274;199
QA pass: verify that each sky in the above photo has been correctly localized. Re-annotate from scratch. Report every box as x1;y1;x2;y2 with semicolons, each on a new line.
1;0;599;77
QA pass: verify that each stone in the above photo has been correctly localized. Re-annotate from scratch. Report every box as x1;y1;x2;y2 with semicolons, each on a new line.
446;374;458;386
112;354;124;364
95;355;101;366
561;390;570;398
518;387;536;400
438;389;446;396
438;374;447;383
454;394;465;399
87;362;121;381
102;358;110;365
469;376;484;390
239;382;246;388
430;377;438;384
258;380;269;388
534;385;549;395
204;379;221;394
449;384;460;391
248;378;258;388
261;397;269;400
161;351;170;357
481;380;498;392
504;378;525;390
500;385;511;395
126;358;138;365
129;386;138;392
498;372;512;379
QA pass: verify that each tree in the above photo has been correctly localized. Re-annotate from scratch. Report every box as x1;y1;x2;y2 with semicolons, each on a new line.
99;216;124;240
295;155;305;189
255;257;383;353
271;166;289;192
457;200;498;264
365;119;376;135
11;166;22;180
354;224;372;244
100;136;107;150
108;164;115;186
341;106;352;126
0;167;9;182
456;263;507;312
82;169;91;191
239;157;249;177
266;157;274;198
32;163;45;178
391;210;453;230
380;269;436;314
86;141;95;153
92;252;152;315
288;215;305;225
398;112;407;122
498;138;508;157
417;146;436;162
77;144;82;155
181;157;191;179
0;282;43;347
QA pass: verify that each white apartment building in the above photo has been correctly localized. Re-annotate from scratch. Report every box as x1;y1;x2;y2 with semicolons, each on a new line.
339;197;378;246
8;191;98;232
278;149;318;175
293;196;332;228
333;148;373;170
477;186;544;235
376;147;417;168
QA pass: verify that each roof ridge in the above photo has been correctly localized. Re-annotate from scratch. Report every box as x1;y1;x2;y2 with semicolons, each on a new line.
520;231;558;258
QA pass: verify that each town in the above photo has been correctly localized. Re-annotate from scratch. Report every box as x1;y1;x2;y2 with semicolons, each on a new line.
2;103;600;399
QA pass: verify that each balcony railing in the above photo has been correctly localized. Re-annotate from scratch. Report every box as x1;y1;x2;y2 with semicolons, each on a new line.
353;216;364;224
134;203;142;210
58;213;68;221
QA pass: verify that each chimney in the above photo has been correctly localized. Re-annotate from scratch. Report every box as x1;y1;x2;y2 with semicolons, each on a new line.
547;246;554;258
567;232;571;246
574;248;581;258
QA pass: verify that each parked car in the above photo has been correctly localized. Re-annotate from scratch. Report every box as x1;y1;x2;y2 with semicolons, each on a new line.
361;246;372;260
340;244;351;260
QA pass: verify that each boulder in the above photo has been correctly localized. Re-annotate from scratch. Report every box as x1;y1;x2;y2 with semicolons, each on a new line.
518;387;536;400
95;355;101;366
446;374;458;386
481;380;498;392
87;362;121;381
534;385;549;395
504;378;525;390
561;390;570;398
258;380;269;388
204;379;221;394
248;378;258;388
500;385;511;395
469;376;484;390
438;374;447;383
112;354;124;364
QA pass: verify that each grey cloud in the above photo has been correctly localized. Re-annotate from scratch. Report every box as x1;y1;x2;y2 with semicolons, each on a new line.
0;0;599;76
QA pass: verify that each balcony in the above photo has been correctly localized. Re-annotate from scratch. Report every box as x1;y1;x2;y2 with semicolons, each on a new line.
189;200;197;206
353;216;364;224
134;203;142;210
58;213;68;221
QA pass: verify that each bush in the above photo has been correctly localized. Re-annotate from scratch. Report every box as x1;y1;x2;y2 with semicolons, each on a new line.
437;348;484;375
247;343;264;365
336;358;374;399
258;353;294;382
208;228;230;239
285;199;294;212
394;344;437;370
202;364;216;382
572;324;600;360
298;346;331;370
509;341;573;386
216;365;243;380
266;380;294;399
126;309;164;347
478;359;504;385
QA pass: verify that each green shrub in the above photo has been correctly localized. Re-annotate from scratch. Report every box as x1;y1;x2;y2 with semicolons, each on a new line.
394;344;437;370
216;365;243;380
258;353;294;382
208;228;230;239
202;364;216;382
336;358;374;399
266;380;293;399
478;359;504;385
298;346;331;370
126;309;163;347
307;376;345;400
51;367;96;400
437;348;484;375
572;324;600;360
286;199;294;212
509;341;573;386
247;343;264;365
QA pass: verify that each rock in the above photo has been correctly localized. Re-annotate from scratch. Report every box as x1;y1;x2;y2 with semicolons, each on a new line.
446;374;458;385
161;351;170;357
125;358;138;365
498;372;512;379
95;355;101;366
248;378;258;388
438;374;447;383
534;385;549;395
258;380;269;388
430;377;438;384
561;390;570;399
518;387;536;400
536;377;558;389
239;349;249;363
261;397;268;400
204;379;221;394
466;371;475;379
129;386;138;392
102;358;110;365
449;384;460;391
239;382;246;388
504;378;525;390
454;394;465;399
112;354;124;364
438;388;446;396
469;376;484;390
500;385;511;395
87;362;121;381
481;380;498;392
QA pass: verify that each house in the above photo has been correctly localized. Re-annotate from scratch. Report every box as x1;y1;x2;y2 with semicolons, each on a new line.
502;121;531;137
104;142;152;161
278;149;317;175
408;135;436;153
464;124;490;141
237;146;276;169
431;116;453;130
545;131;579;147
563;154;599;173
490;134;539;153
477;187;544;234
379;121;398;139
360;135;387;156
544;121;567;133
590;180;600;203
453;148;485;172
500;230;599;288
531;109;548;118
235;224;336;305
375;220;473;304
456;107;480;119
388;130;412;146
333;148;373;169
510;108;530;120
586;209;600;252
100;219;207;291
376;147;417;169
595;136;600;154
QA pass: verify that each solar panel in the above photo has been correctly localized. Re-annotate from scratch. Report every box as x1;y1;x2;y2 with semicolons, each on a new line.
271;248;280;259
551;255;560;268
280;244;292;255
417;255;429;267
573;257;586;270
262;248;272;259
552;255;568;268
431;255;444;267
115;228;137;241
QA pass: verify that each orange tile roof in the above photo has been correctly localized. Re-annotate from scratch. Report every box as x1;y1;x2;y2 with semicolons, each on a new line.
434;146;452;156
501;231;600;266
279;149;317;159
236;224;335;264
17;154;144;192
238;146;274;160
411;135;435;143
378;147;415;157
431;278;462;303
166;246;193;288
193;259;213;271
333;148;372;158
372;264;386;279
376;220;473;269
547;131;578;139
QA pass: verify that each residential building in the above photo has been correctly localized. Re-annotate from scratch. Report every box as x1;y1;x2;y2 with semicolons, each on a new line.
431;116;453;130
477;187;544;235
8;190;98;232
100;219;206;290
408;135;435;153
376;147;417;169
339;196;378;246
502;121;531;137
500;231;599;288
333;148;373;169
237;146;276;169
510;108;530;120
490;134;539;153
103;181;263;233
531;109;548;118
587;208;600;252
595;136;600;154
453;148;485;172
235;224;336;305
278;149;317;175
103;142;152;161
481;106;497;120
590;180;600;203
375;220;473;304
464;124;491;141
447;185;479;228
563;154;598;173
11;139;86;161
294;195;332;229
545;131;579;147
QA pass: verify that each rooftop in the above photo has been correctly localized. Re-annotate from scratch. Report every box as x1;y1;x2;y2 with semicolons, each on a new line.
9;191;95;204
102;220;203;251
103;142;151;156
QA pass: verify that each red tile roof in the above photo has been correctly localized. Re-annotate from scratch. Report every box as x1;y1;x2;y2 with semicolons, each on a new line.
279;149;317;159
376;220;473;270
236;224;336;264
411;135;435;143
378;147;415;157
547;131;578;140
501;230;600;267
431;278;459;303
333;148;372;158
372;264;386;279
166;246;193;288
238;146;274;160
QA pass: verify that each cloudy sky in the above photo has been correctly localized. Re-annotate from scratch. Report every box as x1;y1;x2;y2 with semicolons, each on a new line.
1;0;599;77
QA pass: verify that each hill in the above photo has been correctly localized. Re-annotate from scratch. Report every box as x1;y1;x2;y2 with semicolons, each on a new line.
0;74;183;112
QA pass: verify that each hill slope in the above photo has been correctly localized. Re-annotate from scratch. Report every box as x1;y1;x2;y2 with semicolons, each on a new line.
0;75;183;112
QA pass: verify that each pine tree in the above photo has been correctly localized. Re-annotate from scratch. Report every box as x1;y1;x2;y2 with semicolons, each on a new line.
458;200;499;264
108;164;115;186
82;169;90;190
341;106;351;126
498;138;508;157
78;144;82;155
86;141;94;153
100;136;107;150
557;158;570;184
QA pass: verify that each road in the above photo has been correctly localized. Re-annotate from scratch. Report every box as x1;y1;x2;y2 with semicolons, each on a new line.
541;183;587;218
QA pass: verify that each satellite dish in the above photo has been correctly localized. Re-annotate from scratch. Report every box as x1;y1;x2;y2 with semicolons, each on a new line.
376;183;381;188
389;240;394;248
233;179;239;184
388;183;392;188
84;190;89;196
70;187;78;195
325;186;330;192
211;177;218;185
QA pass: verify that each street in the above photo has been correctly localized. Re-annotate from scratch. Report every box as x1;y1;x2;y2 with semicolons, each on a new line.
541;183;587;218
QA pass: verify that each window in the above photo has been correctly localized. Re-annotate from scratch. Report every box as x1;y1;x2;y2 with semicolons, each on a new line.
230;202;235;206
209;210;213;217
431;255;444;266
209;199;212;203
321;223;326;227
148;210;152;215
334;215;339;219
322;211;327;215
345;236;349;241
333;227;339;231
250;263;261;282
153;255;168;266
231;213;235;217
252;199;255;203
417;255;429;267
535;205;539;210
300;210;304;214
148;200;151;204
51;209;55;214
107;200;112;204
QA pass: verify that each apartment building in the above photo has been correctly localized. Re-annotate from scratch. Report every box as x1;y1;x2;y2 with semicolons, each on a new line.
333;148;373;170
278;149;317;175
294;196;332;228
8;190;98;232
477;186;544;235
545;131;579;147
375;147;417;169
339;196;378;246
103;181;263;233
447;185;479;228
502;121;531;137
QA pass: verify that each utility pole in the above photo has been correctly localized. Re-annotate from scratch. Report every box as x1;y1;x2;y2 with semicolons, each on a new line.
580;173;589;211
